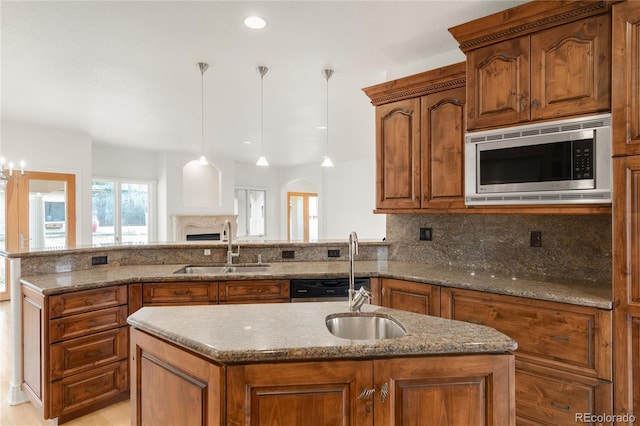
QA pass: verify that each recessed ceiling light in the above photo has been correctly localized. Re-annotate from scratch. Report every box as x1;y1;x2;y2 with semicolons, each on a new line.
244;16;267;30
243;140;252;145
316;126;327;130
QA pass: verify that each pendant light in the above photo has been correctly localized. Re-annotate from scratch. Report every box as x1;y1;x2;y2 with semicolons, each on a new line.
197;62;210;164
182;62;221;207
321;69;334;167
256;66;269;166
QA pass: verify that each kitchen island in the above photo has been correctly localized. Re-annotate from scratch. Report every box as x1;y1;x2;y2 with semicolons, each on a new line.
127;301;517;425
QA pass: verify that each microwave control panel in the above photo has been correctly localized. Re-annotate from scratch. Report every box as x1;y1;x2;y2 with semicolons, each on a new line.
573;139;593;180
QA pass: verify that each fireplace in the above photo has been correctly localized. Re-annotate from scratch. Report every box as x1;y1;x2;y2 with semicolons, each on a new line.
172;215;238;242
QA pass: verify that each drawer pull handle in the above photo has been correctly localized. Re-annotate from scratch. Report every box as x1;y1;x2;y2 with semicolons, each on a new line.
248;289;263;294
85;350;102;358
550;401;571;411
358;387;375;400
466;318;483;325
87;320;98;327
549;334;570;342
379;383;389;403
85;298;97;304
172;291;190;296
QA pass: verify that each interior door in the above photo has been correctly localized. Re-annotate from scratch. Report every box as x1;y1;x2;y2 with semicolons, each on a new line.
2;172;76;300
287;192;318;242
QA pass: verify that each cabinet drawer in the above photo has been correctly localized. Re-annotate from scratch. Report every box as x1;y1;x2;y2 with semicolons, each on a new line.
219;280;289;302
49;306;128;343
50;360;128;419
443;289;611;378
142;282;217;305
515;361;612;426
50;327;128;380
50;286;127;318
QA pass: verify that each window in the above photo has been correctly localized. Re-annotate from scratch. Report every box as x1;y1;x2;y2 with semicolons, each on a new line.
235;188;266;238
92;179;155;245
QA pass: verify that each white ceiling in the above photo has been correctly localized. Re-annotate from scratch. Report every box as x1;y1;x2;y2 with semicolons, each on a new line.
1;1;525;167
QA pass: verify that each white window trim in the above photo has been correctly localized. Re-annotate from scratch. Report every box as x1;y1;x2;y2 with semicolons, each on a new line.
235;186;267;238
92;177;157;244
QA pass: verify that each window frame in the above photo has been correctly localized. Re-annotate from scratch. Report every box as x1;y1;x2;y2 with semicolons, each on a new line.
92;177;157;244
234;186;267;239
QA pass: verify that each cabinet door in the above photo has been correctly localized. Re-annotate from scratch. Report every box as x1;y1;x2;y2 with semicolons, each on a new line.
466;36;530;130
613;155;640;419
375;98;421;209
613;1;640;156
130;328;224;426
421;86;466;209
381;278;440;316
227;360;372;426
373;354;514;425
531;15;611;121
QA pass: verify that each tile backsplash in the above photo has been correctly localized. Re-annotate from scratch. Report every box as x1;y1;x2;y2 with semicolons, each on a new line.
386;214;611;282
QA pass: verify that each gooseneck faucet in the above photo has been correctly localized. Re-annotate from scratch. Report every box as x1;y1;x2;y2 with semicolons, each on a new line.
348;231;370;312
223;220;240;266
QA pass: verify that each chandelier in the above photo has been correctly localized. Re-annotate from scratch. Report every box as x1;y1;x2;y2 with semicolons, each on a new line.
0;157;25;186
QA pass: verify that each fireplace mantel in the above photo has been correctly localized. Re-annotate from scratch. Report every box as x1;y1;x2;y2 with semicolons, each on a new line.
172;215;237;242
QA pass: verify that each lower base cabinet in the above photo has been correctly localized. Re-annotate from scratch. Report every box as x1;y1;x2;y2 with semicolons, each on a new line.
131;328;515;426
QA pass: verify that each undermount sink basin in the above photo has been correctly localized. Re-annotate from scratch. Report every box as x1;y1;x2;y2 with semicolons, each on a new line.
325;313;407;340
174;264;270;274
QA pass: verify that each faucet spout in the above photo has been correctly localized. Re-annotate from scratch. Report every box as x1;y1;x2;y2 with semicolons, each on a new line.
348;231;360;312
223;220;239;266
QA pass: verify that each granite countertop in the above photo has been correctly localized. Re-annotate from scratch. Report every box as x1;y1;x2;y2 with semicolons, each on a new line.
127;302;518;363
19;260;612;309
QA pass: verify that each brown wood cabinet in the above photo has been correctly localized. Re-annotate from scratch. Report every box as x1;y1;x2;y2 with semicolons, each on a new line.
131;327;514;426
441;287;612;424
450;1;611;131
612;2;640;422
380;278;440;316
364;62;466;212
142;281;217;305
22;285;129;423
218;279;289;304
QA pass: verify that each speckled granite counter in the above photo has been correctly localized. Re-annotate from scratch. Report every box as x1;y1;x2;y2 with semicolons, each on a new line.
20;260;612;309
127;302;517;363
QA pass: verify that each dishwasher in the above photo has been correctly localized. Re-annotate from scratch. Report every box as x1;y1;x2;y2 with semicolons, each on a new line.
290;277;370;302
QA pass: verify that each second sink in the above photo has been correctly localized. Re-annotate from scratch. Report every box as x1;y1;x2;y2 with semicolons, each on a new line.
175;264;270;274
326;312;407;340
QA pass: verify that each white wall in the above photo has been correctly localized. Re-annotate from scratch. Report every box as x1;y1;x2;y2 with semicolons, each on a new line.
92;143;158;180
386;49;466;81
1;121;93;245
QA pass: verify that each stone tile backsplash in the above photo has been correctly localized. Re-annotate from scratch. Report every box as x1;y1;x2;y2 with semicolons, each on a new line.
386;213;612;282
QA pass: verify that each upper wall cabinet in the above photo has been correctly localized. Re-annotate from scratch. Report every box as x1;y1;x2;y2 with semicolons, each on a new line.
363;62;466;211
450;1;612;131
612;0;640;156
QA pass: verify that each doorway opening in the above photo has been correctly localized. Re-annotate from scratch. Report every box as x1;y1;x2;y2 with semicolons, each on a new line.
287;191;318;242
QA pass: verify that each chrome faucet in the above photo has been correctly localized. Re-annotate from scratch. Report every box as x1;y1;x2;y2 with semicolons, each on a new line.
223;220;239;266
348;231;370;312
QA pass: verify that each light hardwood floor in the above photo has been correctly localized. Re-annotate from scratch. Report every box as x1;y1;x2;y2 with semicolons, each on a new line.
0;301;130;426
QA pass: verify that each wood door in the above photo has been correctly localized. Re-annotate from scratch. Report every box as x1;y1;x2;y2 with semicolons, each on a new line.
375;98;421;209
421;86;466;209
227;360;372;426
466;36;530;130
613;155;640;421
530;15;611;121
612;1;640;156
287;191;318;241
373;354;514;426
380;278;440;316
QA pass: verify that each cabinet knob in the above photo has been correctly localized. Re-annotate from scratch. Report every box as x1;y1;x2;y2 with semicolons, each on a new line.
357;387;375;400
379;382;389;403
532;99;540;109
520;100;527;111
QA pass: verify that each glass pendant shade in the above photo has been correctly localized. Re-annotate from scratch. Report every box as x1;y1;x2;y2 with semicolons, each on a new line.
256;156;269;166
321;156;334;167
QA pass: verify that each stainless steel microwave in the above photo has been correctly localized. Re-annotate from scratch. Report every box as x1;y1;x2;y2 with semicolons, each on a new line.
464;114;612;206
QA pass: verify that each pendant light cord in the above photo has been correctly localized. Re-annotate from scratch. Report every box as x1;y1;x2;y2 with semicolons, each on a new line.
260;72;264;156
201;66;205;157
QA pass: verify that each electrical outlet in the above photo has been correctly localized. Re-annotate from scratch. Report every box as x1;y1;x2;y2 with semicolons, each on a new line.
91;255;108;266
419;227;433;241
530;231;542;247
328;249;340;258
282;250;295;259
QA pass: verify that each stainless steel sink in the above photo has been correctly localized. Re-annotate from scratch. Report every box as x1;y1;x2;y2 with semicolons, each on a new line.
174;264;270;274
325;313;407;340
